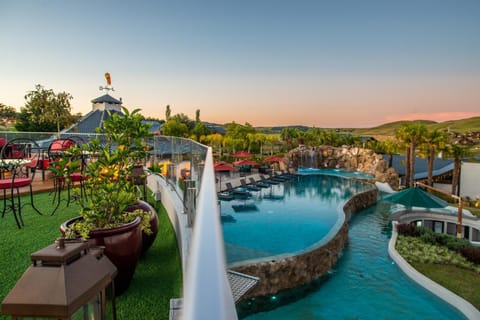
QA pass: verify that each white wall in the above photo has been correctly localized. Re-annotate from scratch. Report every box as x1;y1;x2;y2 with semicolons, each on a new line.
460;162;480;199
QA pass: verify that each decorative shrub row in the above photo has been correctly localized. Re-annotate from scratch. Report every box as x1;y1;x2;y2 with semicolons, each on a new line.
396;223;479;265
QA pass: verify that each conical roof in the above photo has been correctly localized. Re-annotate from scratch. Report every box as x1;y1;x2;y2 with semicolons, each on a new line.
382;187;448;209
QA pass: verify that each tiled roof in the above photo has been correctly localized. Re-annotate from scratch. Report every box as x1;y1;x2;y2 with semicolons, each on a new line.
63;109;124;134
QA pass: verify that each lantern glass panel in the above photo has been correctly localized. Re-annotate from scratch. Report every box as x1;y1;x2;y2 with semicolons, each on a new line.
71;292;103;320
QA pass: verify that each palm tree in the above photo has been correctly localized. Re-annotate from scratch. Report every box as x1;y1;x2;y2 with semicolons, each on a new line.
446;144;471;195
395;125;413;187
421;129;449;186
408;123;427;187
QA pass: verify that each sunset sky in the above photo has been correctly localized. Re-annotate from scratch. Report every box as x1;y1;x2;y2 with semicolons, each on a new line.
1;0;479;128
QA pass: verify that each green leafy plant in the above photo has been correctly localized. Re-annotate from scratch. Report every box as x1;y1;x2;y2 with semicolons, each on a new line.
53;107;154;239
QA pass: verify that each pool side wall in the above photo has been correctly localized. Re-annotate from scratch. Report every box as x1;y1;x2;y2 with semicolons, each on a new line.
231;188;378;300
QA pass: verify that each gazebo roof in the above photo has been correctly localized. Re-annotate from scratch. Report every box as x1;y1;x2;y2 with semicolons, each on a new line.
91;94;122;105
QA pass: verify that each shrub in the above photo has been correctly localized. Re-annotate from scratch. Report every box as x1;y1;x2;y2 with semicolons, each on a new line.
460;247;480;265
419;230;437;245
396;223;418;237
443;236;470;252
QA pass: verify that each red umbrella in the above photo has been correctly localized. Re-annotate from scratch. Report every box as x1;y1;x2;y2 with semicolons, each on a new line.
231;151;253;158
214;164;236;171
264;156;284;162
234;159;258;166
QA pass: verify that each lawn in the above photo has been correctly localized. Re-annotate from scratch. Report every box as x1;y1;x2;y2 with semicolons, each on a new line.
0;191;182;319
396;235;480;310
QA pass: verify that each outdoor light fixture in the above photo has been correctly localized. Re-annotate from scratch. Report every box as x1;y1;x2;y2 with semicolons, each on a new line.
1;238;117;319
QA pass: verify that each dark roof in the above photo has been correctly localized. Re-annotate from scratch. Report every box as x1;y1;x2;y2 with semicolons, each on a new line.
91;94;122;104
142;120;162;133
204;122;226;135
384;155;454;179
63;109;124;134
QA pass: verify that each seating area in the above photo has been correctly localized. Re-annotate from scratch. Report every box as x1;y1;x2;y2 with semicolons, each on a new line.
0;138;44;228
0;137;89;223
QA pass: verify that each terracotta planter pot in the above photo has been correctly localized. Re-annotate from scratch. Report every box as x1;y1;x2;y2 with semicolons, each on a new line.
124;200;159;254
60;216;142;295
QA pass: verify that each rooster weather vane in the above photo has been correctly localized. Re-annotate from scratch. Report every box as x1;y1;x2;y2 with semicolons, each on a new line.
99;72;114;94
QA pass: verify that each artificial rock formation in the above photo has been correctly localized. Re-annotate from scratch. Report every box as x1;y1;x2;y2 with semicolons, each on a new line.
287;145;399;190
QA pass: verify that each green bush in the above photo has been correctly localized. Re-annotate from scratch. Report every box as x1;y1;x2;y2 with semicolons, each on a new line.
443;236;469;252
419;230;437;245
460;247;480;265
396;223;418;236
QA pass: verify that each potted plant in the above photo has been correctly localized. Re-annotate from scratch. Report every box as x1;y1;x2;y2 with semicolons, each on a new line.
56;107;158;294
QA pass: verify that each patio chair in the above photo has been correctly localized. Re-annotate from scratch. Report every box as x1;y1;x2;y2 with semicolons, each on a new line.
240;178;260;191
248;177;270;188
225;182;251;197
0;138;44;228
259;174;279;185
48;138;87;214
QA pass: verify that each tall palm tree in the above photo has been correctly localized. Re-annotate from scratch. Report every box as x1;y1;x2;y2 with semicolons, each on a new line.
446;144;471;195
421;129;449;186
407;123;427;187
396;125;413;187
396;123;428;187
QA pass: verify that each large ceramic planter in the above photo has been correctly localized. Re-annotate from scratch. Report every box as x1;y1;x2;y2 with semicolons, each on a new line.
60;216;142;295
60;200;159;294
124;200;159;254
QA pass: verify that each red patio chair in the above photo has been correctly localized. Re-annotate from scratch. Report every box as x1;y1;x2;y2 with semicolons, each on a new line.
0;138;43;228
48;138;86;214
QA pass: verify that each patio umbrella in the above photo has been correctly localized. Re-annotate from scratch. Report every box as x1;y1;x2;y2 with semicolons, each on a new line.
231;151;253;158
381;187;448;209
214;164;236;172
263;156;284;163
214;163;235;193
233;159;259;166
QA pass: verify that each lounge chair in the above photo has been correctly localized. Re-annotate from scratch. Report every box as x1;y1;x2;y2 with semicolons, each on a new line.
225;182;251;197
267;173;288;182
248;177;270;188
218;191;234;201
240;178;260;191
259;175;279;185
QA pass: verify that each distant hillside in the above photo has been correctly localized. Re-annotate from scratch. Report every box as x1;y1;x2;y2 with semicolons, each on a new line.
351;117;480;137
430;117;480;133
206;117;480;137
352;120;437;136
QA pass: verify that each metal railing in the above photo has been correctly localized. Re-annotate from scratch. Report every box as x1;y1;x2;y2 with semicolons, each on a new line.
1;131;236;318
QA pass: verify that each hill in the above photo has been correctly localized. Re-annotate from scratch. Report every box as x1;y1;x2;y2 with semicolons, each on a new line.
347;117;480;138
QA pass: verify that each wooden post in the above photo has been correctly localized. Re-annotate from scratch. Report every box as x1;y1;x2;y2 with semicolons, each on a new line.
415;182;463;239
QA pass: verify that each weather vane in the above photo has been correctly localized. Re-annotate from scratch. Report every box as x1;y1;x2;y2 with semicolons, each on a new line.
99;72;115;93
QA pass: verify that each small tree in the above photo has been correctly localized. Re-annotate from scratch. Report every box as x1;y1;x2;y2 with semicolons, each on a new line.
0;103;17;127
18;84;75;135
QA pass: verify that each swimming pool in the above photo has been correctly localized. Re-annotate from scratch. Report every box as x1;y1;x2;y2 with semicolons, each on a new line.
222;174;466;319
222;174;374;263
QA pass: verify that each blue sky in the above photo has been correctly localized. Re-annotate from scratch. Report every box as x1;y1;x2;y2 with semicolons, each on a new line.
1;0;479;127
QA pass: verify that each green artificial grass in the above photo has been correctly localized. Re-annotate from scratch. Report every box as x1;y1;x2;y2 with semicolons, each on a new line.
0;191;182;320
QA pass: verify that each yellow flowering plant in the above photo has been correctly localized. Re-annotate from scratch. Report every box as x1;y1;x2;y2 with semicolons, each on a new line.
55;107;153;238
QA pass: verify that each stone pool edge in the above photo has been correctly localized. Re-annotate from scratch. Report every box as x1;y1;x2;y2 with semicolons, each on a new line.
389;221;480;320
230;187;378;301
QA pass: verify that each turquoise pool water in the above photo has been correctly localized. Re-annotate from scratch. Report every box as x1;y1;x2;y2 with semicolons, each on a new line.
222;175;373;263
221;174;466;319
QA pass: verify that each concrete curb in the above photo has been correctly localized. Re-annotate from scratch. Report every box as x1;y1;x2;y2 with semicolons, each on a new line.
389;221;480;320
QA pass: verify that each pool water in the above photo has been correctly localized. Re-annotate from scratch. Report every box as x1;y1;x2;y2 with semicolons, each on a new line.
222;175;373;263
222;174;466;319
